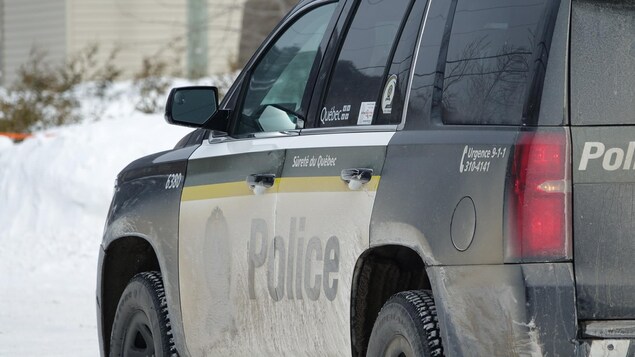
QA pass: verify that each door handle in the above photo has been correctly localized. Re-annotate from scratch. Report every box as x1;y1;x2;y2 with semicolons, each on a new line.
341;168;373;190
246;174;276;195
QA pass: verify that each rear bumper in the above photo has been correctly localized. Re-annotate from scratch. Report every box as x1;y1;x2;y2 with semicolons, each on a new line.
429;263;578;356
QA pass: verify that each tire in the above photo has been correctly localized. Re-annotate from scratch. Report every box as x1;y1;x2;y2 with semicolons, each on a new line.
110;271;177;357
367;290;443;357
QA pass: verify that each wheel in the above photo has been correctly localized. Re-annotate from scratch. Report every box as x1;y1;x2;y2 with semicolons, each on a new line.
367;290;443;357
110;271;177;357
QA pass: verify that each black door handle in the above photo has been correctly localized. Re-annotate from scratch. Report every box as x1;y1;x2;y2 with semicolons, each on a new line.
246;174;276;190
341;168;373;187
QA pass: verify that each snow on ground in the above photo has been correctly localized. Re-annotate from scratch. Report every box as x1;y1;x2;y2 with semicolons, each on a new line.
0;136;12;150
0;77;231;356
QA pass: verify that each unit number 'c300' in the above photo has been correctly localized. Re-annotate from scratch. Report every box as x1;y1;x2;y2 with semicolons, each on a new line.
165;173;183;189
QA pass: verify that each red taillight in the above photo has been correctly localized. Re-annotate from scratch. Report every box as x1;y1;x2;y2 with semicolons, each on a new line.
506;130;572;262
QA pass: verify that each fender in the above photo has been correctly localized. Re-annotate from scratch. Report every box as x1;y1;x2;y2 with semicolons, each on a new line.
98;145;198;357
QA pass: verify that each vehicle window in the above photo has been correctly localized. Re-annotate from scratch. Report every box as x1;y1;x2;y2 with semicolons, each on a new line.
235;3;337;135
375;0;426;126
319;0;413;128
440;0;553;125
404;0;454;130
571;1;635;125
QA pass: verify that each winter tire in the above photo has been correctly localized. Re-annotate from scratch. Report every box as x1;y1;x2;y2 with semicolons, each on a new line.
110;271;177;357
367;290;443;357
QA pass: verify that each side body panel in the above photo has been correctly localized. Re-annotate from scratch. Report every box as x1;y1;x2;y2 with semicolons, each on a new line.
365;0;577;355
370;127;580;355
572;127;635;319
371;128;516;266
429;263;577;356
570;0;635;320
99;146;197;356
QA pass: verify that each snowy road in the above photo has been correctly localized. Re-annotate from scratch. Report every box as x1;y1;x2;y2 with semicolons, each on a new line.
1;268;99;356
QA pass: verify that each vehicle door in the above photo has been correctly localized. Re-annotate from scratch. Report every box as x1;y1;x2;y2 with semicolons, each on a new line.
268;0;423;354
570;1;635;320
177;3;341;355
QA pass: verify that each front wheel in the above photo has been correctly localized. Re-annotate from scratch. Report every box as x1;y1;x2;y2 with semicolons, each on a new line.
110;271;177;357
367;290;443;357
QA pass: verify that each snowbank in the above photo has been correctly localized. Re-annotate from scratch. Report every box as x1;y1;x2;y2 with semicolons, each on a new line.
0;76;230;355
0;136;13;150
0;115;191;274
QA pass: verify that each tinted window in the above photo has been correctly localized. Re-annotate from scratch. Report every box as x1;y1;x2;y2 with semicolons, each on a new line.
319;0;413;128
440;0;553;125
405;0;455;130
571;1;635;125
235;3;337;135
375;0;427;126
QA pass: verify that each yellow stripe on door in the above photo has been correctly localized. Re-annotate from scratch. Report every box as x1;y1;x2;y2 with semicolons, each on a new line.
181;176;380;202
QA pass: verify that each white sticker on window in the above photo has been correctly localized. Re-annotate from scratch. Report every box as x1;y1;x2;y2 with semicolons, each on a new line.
382;75;397;114
357;102;376;125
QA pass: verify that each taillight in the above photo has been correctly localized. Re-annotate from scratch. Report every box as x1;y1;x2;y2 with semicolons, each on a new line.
506;129;572;262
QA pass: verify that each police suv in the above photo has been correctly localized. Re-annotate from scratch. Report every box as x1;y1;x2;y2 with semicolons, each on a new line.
97;0;635;356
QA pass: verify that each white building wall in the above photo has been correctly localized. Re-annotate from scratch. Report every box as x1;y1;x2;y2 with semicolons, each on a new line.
0;0;4;84
67;0;246;78
66;0;188;79
207;0;247;74
1;0;255;85
2;0;67;85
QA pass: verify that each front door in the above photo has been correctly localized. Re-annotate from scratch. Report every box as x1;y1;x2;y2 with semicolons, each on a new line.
178;3;340;355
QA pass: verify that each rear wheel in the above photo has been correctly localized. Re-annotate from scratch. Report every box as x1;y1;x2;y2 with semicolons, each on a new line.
367;290;443;357
110;271;177;357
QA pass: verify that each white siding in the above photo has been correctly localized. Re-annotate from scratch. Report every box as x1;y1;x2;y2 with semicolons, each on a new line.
67;0;188;79
0;0;4;84
65;0;247;78
1;0;257;85
207;0;246;74
2;0;66;85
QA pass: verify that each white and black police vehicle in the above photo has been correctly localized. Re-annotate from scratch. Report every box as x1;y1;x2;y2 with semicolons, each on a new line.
97;0;635;355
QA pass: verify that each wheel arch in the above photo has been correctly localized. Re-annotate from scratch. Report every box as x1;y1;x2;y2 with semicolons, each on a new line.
99;235;161;356
350;244;431;357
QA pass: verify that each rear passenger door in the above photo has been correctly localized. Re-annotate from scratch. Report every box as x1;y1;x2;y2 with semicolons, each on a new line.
270;0;423;353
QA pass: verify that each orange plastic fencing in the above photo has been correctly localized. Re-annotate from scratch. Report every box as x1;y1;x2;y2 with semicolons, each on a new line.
0;132;32;140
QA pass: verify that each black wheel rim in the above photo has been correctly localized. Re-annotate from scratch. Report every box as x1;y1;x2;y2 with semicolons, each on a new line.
123;311;155;357
384;334;414;357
